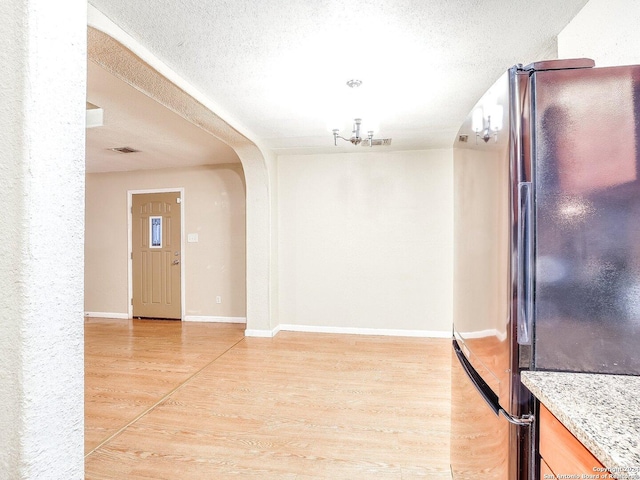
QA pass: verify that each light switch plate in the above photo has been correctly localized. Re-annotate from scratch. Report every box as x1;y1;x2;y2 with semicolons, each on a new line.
187;233;199;243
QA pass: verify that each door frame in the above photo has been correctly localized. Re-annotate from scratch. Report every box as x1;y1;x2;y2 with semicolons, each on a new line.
127;187;186;320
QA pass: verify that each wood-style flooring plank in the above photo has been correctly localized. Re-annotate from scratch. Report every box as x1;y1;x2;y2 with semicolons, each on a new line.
84;318;245;452
85;323;452;479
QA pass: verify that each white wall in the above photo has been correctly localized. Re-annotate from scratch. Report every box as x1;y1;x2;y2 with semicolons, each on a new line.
277;149;453;335
85;164;247;320
559;0;640;66
0;1;85;478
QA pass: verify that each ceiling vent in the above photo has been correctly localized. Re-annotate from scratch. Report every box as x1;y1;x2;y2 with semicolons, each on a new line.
458;134;469;143
110;146;140;154
363;138;392;147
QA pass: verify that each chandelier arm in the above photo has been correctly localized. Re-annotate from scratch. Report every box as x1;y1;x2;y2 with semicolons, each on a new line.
333;134;354;146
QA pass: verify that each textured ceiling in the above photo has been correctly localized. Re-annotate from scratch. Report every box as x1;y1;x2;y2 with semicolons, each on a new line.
88;0;590;158
86;60;240;173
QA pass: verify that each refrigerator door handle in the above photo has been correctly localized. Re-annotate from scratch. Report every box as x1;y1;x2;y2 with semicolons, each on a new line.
453;339;500;415
453;339;534;426
499;408;534;426
517;182;533;345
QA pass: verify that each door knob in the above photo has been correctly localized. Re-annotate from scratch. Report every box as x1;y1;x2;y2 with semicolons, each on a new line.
172;260;180;265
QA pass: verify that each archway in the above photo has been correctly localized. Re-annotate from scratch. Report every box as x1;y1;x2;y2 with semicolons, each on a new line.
87;20;274;334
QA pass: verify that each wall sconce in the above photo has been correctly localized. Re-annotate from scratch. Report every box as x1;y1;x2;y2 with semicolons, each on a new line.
472;104;503;143
333;118;374;146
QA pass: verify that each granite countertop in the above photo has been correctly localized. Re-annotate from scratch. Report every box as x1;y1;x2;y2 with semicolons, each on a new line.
521;371;640;479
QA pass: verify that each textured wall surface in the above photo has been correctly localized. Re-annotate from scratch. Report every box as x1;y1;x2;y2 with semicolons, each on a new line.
0;1;86;478
559;0;640;67
277;149;453;333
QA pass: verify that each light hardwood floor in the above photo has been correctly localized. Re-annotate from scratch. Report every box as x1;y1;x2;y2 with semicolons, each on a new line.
85;318;452;479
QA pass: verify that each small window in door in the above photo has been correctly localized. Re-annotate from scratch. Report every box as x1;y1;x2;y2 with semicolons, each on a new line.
150;216;162;248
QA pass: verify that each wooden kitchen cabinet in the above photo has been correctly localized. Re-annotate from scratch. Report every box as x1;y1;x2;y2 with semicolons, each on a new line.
540;457;556;479
539;403;607;479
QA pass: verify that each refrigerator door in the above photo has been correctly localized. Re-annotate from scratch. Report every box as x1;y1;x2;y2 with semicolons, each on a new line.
531;65;640;374
452;66;535;480
452;70;512;408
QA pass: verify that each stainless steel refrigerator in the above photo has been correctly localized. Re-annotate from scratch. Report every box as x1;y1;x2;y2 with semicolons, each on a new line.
450;59;640;480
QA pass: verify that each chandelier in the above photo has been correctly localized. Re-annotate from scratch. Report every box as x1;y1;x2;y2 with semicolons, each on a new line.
332;118;373;146
330;79;391;147
472;105;503;143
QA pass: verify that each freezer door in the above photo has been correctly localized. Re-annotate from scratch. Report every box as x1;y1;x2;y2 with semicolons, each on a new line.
450;340;510;479
450;338;534;480
532;65;640;374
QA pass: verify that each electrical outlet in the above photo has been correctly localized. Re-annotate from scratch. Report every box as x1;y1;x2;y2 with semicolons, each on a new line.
216;296;222;304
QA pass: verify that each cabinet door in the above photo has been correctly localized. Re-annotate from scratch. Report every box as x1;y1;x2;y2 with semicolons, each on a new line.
539;404;605;477
540;458;556;479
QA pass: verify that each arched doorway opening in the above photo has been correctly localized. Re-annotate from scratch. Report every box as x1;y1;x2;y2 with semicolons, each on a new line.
87;23;273;333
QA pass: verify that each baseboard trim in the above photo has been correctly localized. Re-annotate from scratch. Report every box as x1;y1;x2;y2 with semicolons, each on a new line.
183;315;247;324
277;324;451;338
244;324;450;339
85;312;129;320
244;328;278;338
